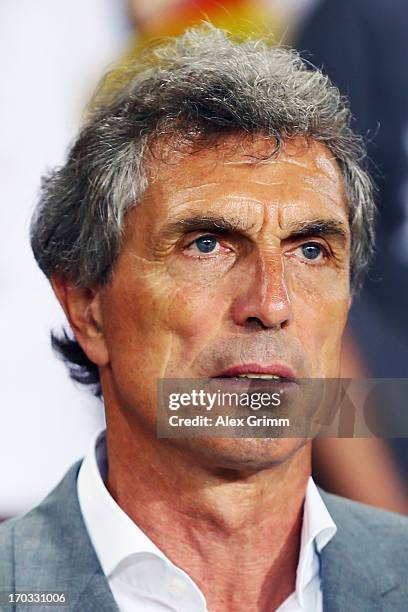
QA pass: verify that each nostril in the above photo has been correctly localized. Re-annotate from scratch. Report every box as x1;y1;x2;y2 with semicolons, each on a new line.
246;317;268;330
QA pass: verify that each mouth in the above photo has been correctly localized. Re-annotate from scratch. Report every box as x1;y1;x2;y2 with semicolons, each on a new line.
210;363;297;391
214;363;296;381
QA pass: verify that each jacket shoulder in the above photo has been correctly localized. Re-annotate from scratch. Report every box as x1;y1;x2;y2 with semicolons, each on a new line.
0;515;15;589
322;488;408;526
319;490;408;609
0;460;85;589
0;460;118;611
321;488;408;557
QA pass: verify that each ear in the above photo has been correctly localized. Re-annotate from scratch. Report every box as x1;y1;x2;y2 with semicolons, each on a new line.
51;275;109;367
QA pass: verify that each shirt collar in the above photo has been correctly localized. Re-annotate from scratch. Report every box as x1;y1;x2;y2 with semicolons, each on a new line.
77;428;337;599
77;428;171;577
295;477;337;606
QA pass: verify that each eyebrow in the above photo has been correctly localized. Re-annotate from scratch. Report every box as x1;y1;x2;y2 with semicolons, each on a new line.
157;214;349;242
158;214;258;239
284;219;349;242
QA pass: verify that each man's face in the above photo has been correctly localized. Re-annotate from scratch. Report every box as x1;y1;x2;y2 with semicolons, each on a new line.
98;135;351;468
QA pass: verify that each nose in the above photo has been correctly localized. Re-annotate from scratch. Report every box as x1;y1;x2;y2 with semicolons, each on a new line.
230;253;292;330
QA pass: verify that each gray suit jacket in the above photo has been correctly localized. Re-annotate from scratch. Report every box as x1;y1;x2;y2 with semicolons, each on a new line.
1;460;408;611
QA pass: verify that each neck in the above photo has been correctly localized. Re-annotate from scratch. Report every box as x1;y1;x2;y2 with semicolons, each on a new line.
105;406;311;612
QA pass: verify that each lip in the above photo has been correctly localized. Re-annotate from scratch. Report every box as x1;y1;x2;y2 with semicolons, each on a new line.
213;363;296;381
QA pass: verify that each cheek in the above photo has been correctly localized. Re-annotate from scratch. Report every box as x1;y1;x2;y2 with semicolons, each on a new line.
289;270;350;369
100;263;175;381
103;266;230;379
161;283;229;373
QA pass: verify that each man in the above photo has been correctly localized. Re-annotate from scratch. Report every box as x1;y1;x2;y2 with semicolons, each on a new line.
1;24;407;612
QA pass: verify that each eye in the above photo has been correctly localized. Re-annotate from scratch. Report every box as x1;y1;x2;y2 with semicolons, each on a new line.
184;234;227;257
298;242;327;262
193;235;219;253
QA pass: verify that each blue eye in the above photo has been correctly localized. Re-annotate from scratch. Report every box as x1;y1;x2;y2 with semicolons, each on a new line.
301;243;323;260
194;235;218;253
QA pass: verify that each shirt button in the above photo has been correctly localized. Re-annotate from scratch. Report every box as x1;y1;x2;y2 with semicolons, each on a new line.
168;577;188;597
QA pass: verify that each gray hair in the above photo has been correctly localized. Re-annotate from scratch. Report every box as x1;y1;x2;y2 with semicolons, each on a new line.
30;24;376;395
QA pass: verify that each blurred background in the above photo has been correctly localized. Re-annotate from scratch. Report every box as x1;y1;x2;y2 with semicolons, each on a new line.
1;0;408;519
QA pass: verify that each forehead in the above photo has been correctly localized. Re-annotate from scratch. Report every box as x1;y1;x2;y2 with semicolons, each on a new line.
140;135;348;229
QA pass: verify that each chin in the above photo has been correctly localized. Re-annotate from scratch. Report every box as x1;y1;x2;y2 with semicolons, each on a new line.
174;437;309;473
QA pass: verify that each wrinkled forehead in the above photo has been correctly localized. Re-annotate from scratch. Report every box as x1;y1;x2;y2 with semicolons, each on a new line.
139;134;348;228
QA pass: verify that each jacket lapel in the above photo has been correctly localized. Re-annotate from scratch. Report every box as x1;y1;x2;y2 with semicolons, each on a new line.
318;489;399;612
13;460;119;611
73;571;120;612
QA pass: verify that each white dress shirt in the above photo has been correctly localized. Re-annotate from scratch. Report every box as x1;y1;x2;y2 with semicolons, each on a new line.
77;430;337;611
